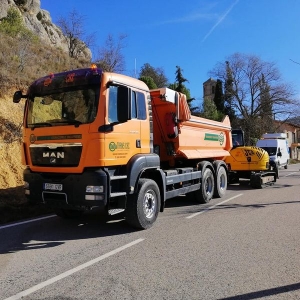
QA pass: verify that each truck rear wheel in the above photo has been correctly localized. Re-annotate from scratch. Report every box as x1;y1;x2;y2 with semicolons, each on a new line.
191;168;214;204
214;166;227;198
125;179;160;230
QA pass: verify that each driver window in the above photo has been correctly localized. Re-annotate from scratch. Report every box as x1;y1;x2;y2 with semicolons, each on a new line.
108;86;118;123
131;91;137;119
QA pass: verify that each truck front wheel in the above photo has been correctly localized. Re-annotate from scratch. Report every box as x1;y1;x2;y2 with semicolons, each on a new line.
125;179;160;230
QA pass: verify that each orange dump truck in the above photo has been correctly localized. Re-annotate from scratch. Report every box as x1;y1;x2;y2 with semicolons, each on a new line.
13;66;232;229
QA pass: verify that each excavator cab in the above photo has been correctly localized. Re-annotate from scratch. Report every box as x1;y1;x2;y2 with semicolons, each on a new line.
232;129;245;147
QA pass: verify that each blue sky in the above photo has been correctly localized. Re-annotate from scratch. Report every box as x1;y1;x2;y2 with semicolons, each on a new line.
41;0;300;108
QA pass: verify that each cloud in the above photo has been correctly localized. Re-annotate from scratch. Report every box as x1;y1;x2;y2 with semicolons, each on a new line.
202;0;239;42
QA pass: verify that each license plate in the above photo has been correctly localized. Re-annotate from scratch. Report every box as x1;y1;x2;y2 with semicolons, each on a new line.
44;183;63;191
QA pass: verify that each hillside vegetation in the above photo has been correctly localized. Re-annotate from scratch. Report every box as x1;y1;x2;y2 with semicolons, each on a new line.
0;31;89;224
0;94;53;224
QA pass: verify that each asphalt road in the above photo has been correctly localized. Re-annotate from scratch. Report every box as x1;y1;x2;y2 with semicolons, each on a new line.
1;164;300;300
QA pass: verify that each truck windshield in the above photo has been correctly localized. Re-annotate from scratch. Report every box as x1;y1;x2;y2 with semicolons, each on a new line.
27;87;99;128
260;147;277;156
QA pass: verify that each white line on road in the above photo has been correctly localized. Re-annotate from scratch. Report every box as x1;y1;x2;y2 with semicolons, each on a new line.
4;238;145;300
284;172;298;177
0;215;56;230
186;193;243;219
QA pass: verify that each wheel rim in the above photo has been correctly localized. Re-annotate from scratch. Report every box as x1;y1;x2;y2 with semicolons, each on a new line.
219;173;226;190
143;190;156;219
205;175;214;195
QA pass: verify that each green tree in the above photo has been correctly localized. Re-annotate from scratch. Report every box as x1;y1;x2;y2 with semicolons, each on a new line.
174;65;188;93
169;66;197;114
223;61;237;123
139;76;157;89
210;53;297;143
0;8;23;35
0;7;34;39
258;73;274;133
213;79;225;117
139;63;168;88
200;97;220;120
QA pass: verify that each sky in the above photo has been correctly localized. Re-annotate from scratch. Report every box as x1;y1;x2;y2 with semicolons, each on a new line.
40;0;300;108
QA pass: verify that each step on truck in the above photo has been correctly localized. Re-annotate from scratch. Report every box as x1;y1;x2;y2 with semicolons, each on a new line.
13;65;232;229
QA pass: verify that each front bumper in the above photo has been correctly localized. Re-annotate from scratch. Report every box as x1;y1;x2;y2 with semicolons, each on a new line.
23;168;108;210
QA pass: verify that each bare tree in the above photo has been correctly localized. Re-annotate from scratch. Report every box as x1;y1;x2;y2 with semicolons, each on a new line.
57;9;94;59
209;53;298;143
94;34;127;73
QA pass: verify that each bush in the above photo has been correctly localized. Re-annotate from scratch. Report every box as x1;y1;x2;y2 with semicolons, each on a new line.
36;11;43;21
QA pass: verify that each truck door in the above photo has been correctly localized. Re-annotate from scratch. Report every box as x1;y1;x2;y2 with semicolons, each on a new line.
130;89;149;154
104;85;149;166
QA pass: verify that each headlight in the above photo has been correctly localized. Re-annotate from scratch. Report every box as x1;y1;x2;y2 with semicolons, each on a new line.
86;185;103;193
85;195;104;200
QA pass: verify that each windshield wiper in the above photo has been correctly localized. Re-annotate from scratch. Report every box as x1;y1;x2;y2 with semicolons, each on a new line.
50;119;83;127
28;122;53;128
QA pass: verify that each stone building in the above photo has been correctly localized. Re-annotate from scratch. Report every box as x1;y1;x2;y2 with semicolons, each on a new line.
273;120;300;160
203;78;217;101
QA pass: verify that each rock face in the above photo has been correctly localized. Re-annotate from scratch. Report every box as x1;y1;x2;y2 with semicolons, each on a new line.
0;0;91;59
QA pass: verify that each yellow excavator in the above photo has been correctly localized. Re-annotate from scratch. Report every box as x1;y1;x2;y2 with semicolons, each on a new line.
225;129;278;188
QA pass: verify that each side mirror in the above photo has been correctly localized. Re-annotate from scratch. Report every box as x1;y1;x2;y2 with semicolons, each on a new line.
13;91;26;103
13;91;23;103
277;151;282;157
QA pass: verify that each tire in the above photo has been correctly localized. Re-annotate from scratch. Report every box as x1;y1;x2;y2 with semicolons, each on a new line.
54;209;84;219
284;161;288;169
192;168;214;204
250;173;262;189
270;161;279;179
228;172;239;184
125;179;160;230
214;166;227;198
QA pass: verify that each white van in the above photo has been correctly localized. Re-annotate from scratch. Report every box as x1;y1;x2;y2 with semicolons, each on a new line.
256;133;289;169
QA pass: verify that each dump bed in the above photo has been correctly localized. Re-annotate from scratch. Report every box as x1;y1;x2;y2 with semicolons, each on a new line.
150;88;232;165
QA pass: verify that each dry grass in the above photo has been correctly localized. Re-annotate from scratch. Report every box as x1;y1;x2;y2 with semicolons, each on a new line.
0;95;53;224
0;30;90;224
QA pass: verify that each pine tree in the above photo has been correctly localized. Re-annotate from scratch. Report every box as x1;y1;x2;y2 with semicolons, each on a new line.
259;73;274;134
169;66;197;113
224;61;236;122
200;97;220;120
213;79;225;114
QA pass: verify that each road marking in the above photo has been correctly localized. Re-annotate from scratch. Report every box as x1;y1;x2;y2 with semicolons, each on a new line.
186;194;243;219
0;215;56;230
284;172;298;177
4;238;145;300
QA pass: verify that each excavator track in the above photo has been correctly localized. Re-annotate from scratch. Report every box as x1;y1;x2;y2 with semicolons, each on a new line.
249;171;277;189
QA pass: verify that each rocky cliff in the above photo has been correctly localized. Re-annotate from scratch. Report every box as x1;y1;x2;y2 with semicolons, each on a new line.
0;0;90;59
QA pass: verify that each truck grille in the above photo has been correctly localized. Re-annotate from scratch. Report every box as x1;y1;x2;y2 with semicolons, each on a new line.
30;143;82;167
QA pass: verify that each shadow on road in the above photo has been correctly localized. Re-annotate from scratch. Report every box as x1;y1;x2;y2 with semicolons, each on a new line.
0;208;136;254
219;281;300;300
